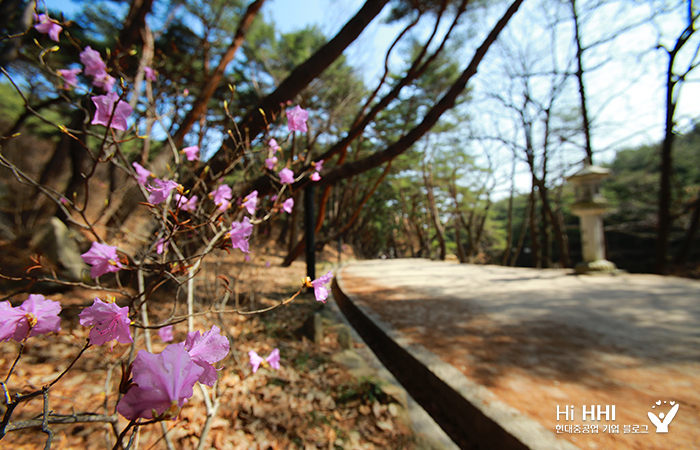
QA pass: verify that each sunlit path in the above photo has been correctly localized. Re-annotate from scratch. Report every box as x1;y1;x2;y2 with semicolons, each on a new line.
335;259;700;450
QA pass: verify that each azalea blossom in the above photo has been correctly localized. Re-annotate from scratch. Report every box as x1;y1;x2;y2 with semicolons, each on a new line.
116;345;204;420
265;156;277;170
210;184;232;212
310;172;321;182
282;197;294;214
156;238;169;255
81;241;123;279
286;105;308;133
268;139;281;153
91;92;133;131
92;71;116;92
132;162;152;186
0;295;62;342
79;297;132;349
174;193;198;212
177;325;230;386
158;325;174;342
248;348;281;373
313;159;324;172
310;271;333;303
242;190;258;215
34;14;62;42
147;178;180;204
182;145;199;161
279;168;294;185
80;46;107;78
230;217;253;253
144;66;157;82
58;68;81;89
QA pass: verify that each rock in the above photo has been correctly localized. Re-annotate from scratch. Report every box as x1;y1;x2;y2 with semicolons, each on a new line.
313;312;323;344
299;311;324;344
331;349;367;371
336;324;353;350
30;217;87;281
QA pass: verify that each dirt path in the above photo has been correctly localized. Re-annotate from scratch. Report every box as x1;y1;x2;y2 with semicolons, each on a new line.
339;259;700;450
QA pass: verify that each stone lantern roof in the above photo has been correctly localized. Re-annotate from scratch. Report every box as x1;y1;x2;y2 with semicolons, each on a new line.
566;165;610;183
567;165;610;212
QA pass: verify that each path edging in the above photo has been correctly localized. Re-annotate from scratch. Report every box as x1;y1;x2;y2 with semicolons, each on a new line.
333;267;581;450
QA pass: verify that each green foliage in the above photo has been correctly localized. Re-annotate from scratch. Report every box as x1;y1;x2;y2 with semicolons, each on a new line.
0;82;68;140
604;124;700;234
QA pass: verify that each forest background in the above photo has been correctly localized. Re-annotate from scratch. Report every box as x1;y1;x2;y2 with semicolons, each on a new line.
2;0;699;278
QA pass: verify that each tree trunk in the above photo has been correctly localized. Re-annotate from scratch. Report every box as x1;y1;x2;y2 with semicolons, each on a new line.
501;158;516;265
454;214;467;263
570;0;593;165
423;163;446;260
117;0;155;52
675;197;700;264
656;56;676;275
172;0;265;150
510;193;532;267
529;182;540;268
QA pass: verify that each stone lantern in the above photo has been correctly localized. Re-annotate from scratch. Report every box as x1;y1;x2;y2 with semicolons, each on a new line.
567;165;617;274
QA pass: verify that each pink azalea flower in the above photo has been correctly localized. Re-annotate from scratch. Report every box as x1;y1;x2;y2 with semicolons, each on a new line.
117;345;204;420
265;261;271;268
91;92;133;131
230;217;253;253
174;194;198;212
177;325;230;386
248;348;281;373
311;271;333;303
158;325;174;342
147;178;180;204
57;68;81;89
279;168;294;185
270;195;278;202
80;46;107;78
282;198;294;214
266;348;281;369
144;66;157;82
156;238;168;255
92;71;116;92
0;295;61;342
310;172;321;182
132;162;152;186
34;14;62;42
248;350;263;373
210;184;232;212
182;145;199;161
286;105;308;133
268;139;281;153
242;190;258;215
314;159;324;172
81;241;123;279
265;156;277;170
79;298;132;349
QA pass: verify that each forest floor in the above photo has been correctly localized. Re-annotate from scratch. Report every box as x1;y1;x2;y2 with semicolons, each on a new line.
0;239;416;450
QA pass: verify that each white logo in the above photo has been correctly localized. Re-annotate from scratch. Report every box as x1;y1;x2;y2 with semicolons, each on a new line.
647;400;679;433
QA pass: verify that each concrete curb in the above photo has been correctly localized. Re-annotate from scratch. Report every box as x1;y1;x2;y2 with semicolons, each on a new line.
333;267;581;450
325;283;460;450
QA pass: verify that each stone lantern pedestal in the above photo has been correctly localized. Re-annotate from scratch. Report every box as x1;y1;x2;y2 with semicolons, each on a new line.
567;165;617;274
